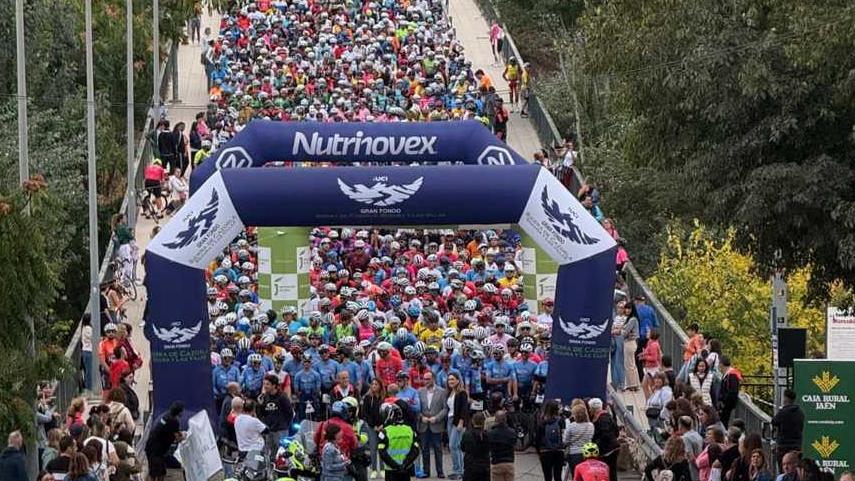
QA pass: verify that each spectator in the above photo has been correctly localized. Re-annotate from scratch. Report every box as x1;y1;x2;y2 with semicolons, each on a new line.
771;389;804;470
118;371;140;421
838;472;853;481
774;452;800;481
640;330;663;397
0;431;28;481
111;441;140;481
66;453;96;481
320;423;350;481
487;411;516;481
683;324;704;362
646;373;673;429
677;415;703;481
235;399;268;455
46;434;77;479
726;433;763;481
717;356;742;426
43;428;63;468
643;436;692;481
610;304;626;390
105;387;135;435
564;402;595;477
590;398;621;481
662;356;677;389
719;427;743;476
362;379;387;480
461;411;491;481
689;359;716;406
634;296;660;376
446;372;469;480
416;371;447;478
534;399;565;481
259;374;294;461
748;450;772;481
619;301;641;391
696;427;724;481
144;401;185;481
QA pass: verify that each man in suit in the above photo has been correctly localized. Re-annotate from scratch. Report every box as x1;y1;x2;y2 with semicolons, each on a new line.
417;371;448;478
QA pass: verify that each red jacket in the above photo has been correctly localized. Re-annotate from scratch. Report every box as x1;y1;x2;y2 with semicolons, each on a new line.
314;417;357;458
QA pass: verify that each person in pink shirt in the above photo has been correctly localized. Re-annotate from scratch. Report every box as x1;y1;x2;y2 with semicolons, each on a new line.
489;20;504;64
639;330;662;397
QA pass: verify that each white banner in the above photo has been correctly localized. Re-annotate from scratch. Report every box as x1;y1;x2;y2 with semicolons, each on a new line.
827;307;855;360
147;172;246;269
517;169;615;265
175;411;222;481
258;247;272;274
272;274;299;301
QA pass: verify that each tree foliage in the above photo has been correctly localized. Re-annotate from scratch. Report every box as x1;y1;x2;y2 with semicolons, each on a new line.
648;222;825;376
573;0;855;299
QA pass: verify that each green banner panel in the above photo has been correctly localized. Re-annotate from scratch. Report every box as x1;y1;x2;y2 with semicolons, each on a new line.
795;359;855;475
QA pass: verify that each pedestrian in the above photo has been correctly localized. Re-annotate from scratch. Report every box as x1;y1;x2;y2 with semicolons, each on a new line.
144;401;185;481
639;330;662;397
461;411;490;481
235;399;268;456
696;427;724;481
416;371;447;478
486;410;516;481
619;301;641;391
105;387;135;434
171;122;191;177
676;415;703;481
534;399;565;481
688;359;715;406
589;398;620;481
725;433;763;481
81;315;94;391
378;403;420;481
66;453;97;481
446;372;469;480
643;437;691;481
493;97;509;141
645;373;673;430
155;120;176;173
748;450;772;481
563;402;595;478
489;20;504;64
321;423;352;481
42;428;62;468
771;389;803;471
46;434;77;478
717;356;742;426
362;378;386;479
0;431;28;481
259;374;294;461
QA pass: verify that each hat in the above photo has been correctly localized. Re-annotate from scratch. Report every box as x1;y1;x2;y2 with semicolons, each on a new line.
396;371;410;379
588;398;603;410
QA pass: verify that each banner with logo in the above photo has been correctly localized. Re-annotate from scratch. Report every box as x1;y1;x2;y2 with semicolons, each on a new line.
175;411;223;481
826;307;855;360
190;120;528;194
146;164;616;420
795;359;855;475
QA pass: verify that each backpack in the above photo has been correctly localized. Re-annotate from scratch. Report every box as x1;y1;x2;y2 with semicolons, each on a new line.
542;417;562;450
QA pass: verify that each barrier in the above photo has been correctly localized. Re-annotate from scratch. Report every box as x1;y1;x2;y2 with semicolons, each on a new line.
55;41;176;414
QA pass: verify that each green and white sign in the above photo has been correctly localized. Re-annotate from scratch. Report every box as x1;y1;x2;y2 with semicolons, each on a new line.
795;359;855;475
257;227;312;317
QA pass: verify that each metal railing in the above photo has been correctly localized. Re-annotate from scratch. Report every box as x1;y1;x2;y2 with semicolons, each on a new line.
474;0;773;465
54;42;176;414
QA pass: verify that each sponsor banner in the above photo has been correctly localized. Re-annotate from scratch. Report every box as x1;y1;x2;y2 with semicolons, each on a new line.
518;169;616;265
143;252;213;420
257;246;271;274
545;249;616;402
520;247;537;275
147;172;246;269
535;274;557;301
297;246;311;274
191;121;528;193
795;360;855;475
271;274;299;301
826;307;855;360
176;411;223;481
221;165;539;227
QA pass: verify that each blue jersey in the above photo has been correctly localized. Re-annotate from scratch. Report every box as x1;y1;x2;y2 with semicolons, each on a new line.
212;364;240;396
283;358;303;380
513;359;538;387
535;360;549;379
341;360;360;387
315;359;341;390
240;365;266;394
288;318;309;335
398;386;421;414
293;369;322;399
463;364;484;395
485;360;516;389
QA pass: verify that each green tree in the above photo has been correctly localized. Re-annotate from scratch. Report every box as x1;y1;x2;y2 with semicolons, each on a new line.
648;222;825;377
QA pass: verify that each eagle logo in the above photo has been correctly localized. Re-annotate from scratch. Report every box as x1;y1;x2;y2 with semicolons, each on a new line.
558;316;609;340
162;190;220;249
337;177;423;207
152;321;202;344
541;186;599;245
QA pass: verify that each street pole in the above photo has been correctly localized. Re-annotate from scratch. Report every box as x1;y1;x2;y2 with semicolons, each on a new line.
85;0;102;396
126;0;136;229
153;0;160;119
16;0;38;476
771;267;788;412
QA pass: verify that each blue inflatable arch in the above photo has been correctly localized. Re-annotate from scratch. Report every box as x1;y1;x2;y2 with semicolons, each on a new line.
148;164;615;422
190;120;528;194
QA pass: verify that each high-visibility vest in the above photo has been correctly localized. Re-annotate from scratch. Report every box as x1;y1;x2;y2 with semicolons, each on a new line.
383;424;414;467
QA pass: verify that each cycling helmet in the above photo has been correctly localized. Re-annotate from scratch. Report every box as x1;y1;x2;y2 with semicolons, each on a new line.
224;312;238;323
469;349;485;361
482;283;497;294
248;353;263;363
442;338;456;350
330;401;348;420
402;345;416;359
463;300;477;312
377;342;393;352
425;345;439;355
404;286;417;296
372;320;386;330
256;313;269;324
428;282;440;291
474;326;488;340
220;348;234;358
519;342;534;353
461;328;475;339
380;402;403;424
413;341;426;356
540;331;552;341
221;259;232;269
223;325;236;335
396;328;409;340
241;262;254;271
237;337;252;350
443;328;457;338
582;442;599;458
206;287;218;296
238;275;251;285
260;333;275;346
215;317;228;328
494;317;508;328
356;309;370;321
506;337;520;348
492;343;506;355
239;289;253;299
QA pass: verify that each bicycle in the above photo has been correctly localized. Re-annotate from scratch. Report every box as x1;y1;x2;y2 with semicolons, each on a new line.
137;184;165;224
108;252;138;301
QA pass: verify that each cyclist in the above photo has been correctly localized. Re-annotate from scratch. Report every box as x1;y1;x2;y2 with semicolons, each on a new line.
574;443;610;481
485;344;515;398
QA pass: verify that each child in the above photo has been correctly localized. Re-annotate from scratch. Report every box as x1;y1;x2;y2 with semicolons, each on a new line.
639;330;663;397
460;412;491;481
321;423;351;481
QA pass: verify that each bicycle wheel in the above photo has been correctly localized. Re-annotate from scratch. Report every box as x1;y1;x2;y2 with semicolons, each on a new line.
123;277;137;301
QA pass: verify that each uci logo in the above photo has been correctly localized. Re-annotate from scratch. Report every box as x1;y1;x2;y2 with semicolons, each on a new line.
477;145;515;165
215;146;254;170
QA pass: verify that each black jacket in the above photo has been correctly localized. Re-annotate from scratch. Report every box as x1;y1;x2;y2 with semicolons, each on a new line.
0;447;27;481
772;403;804;448
461;428;491;473
450;390;470;427
121;381;140;420
644;457;691;481
533;415;566;452
486;424;516;465
592;412;621;454
259;392;294;432
361;393;384;429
